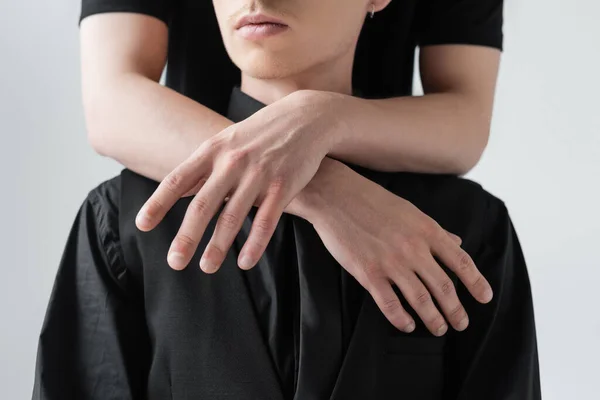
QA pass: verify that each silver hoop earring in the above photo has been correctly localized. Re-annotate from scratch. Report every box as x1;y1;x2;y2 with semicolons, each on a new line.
370;4;375;18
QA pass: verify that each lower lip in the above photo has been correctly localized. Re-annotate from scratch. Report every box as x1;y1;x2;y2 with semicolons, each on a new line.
236;23;289;40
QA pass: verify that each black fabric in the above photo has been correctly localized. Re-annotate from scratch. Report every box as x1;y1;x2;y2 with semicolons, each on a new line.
32;87;540;400
79;0;503;113
80;0;173;25
31;179;151;400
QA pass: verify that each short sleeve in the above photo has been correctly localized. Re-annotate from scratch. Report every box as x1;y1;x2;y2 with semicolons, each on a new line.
79;0;173;26
415;0;504;51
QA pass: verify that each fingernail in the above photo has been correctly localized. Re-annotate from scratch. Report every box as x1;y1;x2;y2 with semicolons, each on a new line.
483;288;494;303
136;211;151;229
239;255;253;269
457;316;469;331
436;324;448;337
167;251;186;270
404;321;416;333
200;257;216;273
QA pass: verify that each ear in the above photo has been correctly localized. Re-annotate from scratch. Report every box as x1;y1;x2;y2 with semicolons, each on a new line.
372;0;392;13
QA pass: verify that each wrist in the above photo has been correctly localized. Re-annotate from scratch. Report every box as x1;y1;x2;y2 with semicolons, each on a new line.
291;89;353;155
284;157;347;223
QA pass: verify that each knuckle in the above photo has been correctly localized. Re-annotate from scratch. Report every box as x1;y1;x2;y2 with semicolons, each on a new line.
362;259;382;279
218;211;239;230
449;303;466;320
207;243;225;261
470;274;485;290
204;136;221;152
267;175;287;197
253;217;275;237
164;172;185;194
428;313;446;329
457;250;475;271
381;296;402;313
383;253;400;273
144;198;163;217
439;279;456;296
189;197;210;215
222;157;240;173
415;290;432;306
228;148;249;165
397;235;420;258
175;233;196;248
421;219;441;239
249;161;267;177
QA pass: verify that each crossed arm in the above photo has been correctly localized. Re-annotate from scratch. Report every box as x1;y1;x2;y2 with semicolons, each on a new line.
80;13;501;336
81;13;500;179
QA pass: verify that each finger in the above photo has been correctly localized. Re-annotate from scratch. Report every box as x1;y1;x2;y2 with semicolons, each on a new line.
445;230;462;245
391;269;448;337
167;174;232;271
136;149;211;232
367;277;416;333
432;232;493;304
200;178;261;274
237;188;287;271
415;253;469;332
182;177;209;198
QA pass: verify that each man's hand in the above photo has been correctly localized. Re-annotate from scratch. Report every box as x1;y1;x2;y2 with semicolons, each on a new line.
134;90;340;273
300;158;494;336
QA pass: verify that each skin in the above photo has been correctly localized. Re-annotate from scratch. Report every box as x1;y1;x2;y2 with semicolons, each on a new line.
80;0;500;336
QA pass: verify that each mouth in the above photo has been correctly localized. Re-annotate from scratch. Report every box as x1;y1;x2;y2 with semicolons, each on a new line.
234;13;288;30
234;13;289;39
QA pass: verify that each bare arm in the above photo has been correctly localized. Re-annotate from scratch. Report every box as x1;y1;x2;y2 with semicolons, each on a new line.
324;45;501;175
80;13;232;182
81;14;500;185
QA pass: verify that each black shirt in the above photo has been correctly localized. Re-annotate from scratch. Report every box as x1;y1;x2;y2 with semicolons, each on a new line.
32;87;540;400
79;0;503;115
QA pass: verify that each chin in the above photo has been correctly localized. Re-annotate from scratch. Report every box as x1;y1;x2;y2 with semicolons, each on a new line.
234;51;305;79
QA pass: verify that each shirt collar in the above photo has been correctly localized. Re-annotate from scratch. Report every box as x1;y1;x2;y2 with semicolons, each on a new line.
227;86;267;123
226;85;364;123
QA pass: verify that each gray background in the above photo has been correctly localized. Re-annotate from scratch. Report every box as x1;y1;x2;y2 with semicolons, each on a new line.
1;0;599;398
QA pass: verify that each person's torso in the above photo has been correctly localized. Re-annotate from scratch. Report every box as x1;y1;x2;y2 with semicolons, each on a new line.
112;165;498;400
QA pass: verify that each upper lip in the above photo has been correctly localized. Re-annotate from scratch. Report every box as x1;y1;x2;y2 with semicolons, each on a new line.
234;13;287;29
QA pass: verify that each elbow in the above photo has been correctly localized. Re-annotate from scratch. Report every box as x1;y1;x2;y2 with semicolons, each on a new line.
82;92;113;157
87;128;109;157
453;124;490;175
85;117;111;157
452;160;476;177
450;93;493;175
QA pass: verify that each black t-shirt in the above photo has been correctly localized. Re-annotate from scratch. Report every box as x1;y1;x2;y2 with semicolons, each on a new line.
31;86;542;399
80;0;503;115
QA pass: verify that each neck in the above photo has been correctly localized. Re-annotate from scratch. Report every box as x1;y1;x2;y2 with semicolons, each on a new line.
239;47;355;105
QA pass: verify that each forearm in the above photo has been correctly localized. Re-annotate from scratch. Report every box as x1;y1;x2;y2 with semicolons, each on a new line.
84;72;233;182
323;91;491;175
83;73;337;222
83;77;473;227
285;156;353;222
